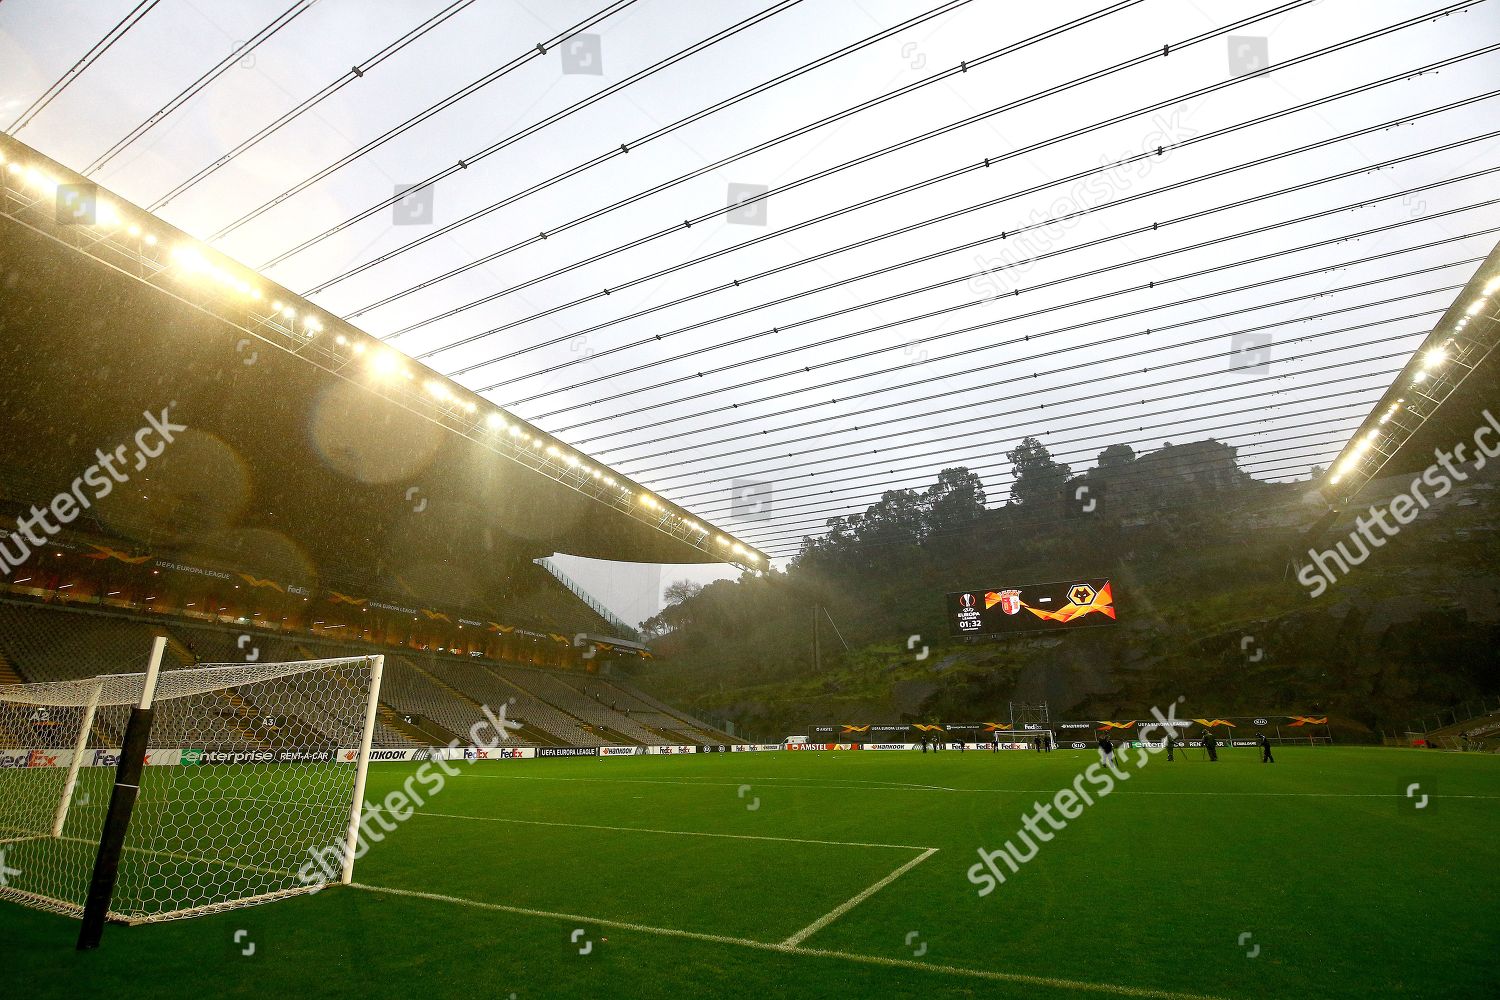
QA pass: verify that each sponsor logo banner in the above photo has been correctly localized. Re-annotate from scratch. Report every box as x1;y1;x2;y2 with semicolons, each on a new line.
538;746;599;757
861;743;913;751
646;745;698;755
461;747;522;761
0;749;67;768
194;749;277;765
729;744;781;751
275;749;335;763
337;746;489;761
71;748;182;767
599;746;640;756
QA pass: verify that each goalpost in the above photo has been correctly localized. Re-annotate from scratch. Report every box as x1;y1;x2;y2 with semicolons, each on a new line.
976;731;1058;750
0;638;383;946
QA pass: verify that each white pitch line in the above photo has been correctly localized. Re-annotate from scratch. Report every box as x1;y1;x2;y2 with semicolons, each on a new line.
781;847;938;947
350;880;773;950
49;834;290;878
451;772;957;793
349;882;1234;1000
413;810;934;851
955;789;1500;799
446;772;1500;800
668;775;957;791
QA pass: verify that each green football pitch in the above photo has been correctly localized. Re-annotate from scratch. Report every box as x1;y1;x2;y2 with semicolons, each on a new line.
3;746;1496;999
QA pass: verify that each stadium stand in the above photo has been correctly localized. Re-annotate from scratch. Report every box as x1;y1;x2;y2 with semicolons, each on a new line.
375;656;484;745
0;647;22;687
0;600;730;750
0;601;187;682
1415;706;1500;751
434;659;597;747
548;675;709;745
534;557;642;639
503;667;681;745
565;673;736;744
0;602;413;749
165;624;302;668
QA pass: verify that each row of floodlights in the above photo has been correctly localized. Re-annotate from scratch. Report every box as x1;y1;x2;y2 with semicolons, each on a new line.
0;147;762;564
5;152;154;242
1328;274;1499;486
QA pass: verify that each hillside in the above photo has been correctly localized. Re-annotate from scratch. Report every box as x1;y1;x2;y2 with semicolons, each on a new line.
625;440;1500;742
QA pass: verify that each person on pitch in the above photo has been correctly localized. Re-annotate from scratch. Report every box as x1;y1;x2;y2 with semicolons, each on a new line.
1258;731;1275;764
1201;730;1218;762
1165;730;1176;762
920;734;929;754
1097;734;1113;766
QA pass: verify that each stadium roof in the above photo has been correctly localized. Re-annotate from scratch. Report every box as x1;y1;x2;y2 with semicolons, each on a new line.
0;133;768;571
2;0;1497;563
1323;238;1500;497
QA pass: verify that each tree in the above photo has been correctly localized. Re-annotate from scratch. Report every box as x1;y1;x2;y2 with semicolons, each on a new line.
663;580;703;605
859;488;927;547
1097;444;1136;469
1006;436;1071;508
924;467;986;535
641;580;706;637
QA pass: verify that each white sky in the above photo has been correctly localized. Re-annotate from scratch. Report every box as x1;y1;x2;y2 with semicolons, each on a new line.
3;0;1498;614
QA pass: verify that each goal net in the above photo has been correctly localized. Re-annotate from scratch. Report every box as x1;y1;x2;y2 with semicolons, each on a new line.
0;651;382;928
987;730;1057;750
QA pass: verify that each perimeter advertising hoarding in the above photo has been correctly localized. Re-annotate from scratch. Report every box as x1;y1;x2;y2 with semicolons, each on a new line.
946;578;1116;637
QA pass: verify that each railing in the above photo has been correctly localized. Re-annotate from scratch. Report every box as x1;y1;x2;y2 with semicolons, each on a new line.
1398;695;1500;736
533;557;640;640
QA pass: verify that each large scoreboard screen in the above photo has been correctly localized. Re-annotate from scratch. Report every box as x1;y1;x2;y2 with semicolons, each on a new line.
946;578;1116;637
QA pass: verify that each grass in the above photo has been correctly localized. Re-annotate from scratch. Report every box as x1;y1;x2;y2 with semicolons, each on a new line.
3;746;1497;999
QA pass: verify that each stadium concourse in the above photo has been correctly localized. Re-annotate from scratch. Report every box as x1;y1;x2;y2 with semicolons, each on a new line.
2;1;1499;998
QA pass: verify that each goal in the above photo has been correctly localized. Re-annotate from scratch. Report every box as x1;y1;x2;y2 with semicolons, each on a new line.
0;637;383;945
989;730;1058;750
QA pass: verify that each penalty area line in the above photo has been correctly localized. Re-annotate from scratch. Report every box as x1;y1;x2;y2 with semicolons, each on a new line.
348;882;1235;1000
955;789;1500;799
442;774;1500;800
452;772;957;792
781;846;937;947
414;810;934;851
